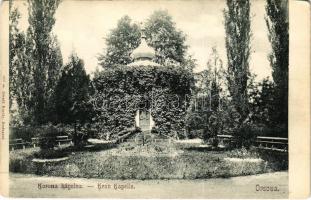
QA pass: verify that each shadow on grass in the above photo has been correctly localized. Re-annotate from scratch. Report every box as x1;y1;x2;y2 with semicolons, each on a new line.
185;146;229;152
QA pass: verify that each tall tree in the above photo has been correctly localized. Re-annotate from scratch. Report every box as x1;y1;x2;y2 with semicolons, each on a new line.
27;0;62;124
9;6;23;109
53;53;92;145
206;48;224;111
144;10;188;66
9;5;35;125
265;0;288;126
98;16;141;68
224;0;252;121
98;11;190;69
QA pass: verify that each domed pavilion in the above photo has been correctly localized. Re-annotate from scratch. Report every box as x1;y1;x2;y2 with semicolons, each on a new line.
92;29;194;139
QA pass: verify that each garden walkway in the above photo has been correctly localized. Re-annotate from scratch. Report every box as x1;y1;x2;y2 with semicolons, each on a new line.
9;171;288;198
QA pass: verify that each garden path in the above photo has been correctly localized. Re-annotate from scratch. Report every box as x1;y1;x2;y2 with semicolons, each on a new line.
9;171;288;198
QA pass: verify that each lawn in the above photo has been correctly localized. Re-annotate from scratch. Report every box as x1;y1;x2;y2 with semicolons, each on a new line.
9;139;288;179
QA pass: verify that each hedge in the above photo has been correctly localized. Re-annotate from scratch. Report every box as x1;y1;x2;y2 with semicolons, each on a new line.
91;65;194;139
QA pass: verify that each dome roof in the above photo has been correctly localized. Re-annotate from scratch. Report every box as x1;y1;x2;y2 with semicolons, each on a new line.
131;38;155;60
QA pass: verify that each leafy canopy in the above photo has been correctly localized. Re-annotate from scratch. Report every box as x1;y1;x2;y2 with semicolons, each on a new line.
98;10;190;69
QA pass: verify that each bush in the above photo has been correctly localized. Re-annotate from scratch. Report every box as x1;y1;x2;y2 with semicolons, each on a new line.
9;126;36;141
72;129;89;147
233;123;257;149
151;126;158;134
209;137;219;148
37;125;59;150
253;124;287;138
189;129;204;139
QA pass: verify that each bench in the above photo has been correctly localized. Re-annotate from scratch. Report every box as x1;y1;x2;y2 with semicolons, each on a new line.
9;138;28;150
255;136;288;152
216;135;288;151
217;134;235;145
56;135;72;146
31;136;72;147
31;137;40;147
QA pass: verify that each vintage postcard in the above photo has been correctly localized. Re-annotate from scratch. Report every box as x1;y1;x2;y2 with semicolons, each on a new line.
0;0;310;199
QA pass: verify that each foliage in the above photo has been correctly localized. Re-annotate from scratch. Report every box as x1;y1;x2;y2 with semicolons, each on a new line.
36;124;59;150
26;0;62;125
249;78;275;125
98;16;141;68
186;47;225;138
53;53;92;146
206;47;225;112
98;10;191;70
265;0;288;127
144;10;188;66
9;126;40;142
232;123;257;149
224;0;252;121
183;55;197;73
185;112;207;134
9;6;34;125
248;78;287;137
203;112;223;146
91;65;194;139
9;0;63;125
9;5;22;109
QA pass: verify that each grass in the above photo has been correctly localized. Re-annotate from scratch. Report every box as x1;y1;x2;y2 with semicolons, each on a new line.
9;140;287;179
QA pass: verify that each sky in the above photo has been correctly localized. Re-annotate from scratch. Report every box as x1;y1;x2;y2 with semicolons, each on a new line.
14;0;272;81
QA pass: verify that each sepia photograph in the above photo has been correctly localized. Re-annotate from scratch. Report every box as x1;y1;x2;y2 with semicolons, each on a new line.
0;0;297;198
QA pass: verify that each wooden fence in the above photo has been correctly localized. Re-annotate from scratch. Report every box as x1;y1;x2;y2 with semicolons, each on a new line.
217;134;288;152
